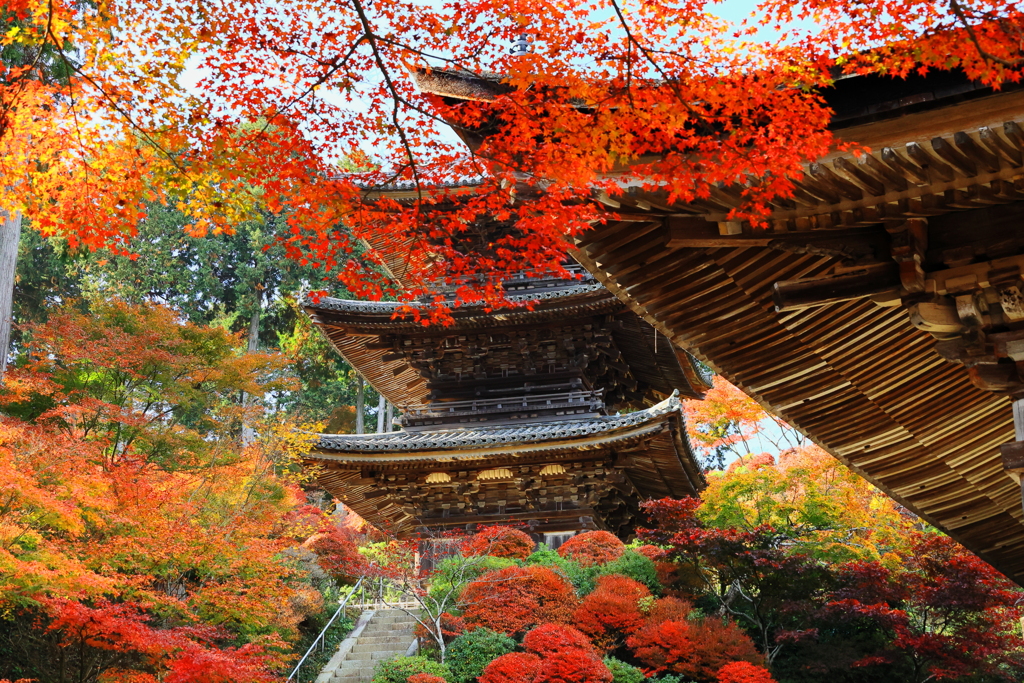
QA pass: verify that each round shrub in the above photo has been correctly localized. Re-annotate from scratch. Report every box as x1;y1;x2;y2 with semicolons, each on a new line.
557;532;625;568
716;662;776;683
626;616;762;681
597;551;661;595
447;628;517;683
574;575;650;651
464;526;536;561
537;650;613;683
373;656;452;683
523;623;595;656
480;652;542;683
603;658;645;683
460;565;579;636
410;676;447;683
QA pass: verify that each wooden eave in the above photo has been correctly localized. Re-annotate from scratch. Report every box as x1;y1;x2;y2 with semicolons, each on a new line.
307;395;704;533
304;286;709;408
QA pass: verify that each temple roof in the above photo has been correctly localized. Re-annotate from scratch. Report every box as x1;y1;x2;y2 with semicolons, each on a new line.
304;282;710;414
307;393;705;535
315;392;688;456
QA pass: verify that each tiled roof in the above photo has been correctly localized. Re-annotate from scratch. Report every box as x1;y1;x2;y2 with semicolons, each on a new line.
315;392;682;453
303;283;609;314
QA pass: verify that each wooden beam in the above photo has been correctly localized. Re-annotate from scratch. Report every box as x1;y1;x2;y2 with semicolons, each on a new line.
772;263;900;312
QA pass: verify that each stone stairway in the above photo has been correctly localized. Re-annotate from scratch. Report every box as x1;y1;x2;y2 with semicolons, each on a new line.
322;609;420;683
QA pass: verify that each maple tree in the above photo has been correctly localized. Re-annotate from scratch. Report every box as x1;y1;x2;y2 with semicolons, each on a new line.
0;300;347;681
698;445;917;564
1;0;1022;325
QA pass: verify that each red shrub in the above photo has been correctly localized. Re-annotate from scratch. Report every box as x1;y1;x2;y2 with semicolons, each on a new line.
645;597;693;623
635;545;664;561
481;653;542;683
523;623;595;656
627;616;762;681
574;575;650;651
463;526;536;561
557;531;625;567
409;675;446;683
536;651;613;683
715;662;776;683
461;565;579;636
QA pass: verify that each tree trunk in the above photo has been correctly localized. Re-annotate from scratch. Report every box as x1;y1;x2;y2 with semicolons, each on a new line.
0;208;22;382
247;307;260;353
241;307;260;445
386;400;394;432
355;376;365;434
376;394;386;433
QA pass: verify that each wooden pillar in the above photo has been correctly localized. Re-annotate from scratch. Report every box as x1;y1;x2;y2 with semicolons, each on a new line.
1000;398;1024;509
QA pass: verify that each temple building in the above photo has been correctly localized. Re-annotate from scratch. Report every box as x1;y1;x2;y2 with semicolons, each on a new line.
302;268;710;540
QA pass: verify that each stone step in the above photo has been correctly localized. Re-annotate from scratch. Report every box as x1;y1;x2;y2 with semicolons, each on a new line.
369;616;419;625
357;634;411;645
352;640;406;653
360;623;417;634
346;649;407;662
332;668;375;682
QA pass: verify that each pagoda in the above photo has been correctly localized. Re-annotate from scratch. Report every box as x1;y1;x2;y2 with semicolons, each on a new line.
302;264;709;541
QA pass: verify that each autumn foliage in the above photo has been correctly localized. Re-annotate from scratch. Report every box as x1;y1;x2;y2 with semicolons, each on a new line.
0;301;344;679
483;625;612;683
460;565;578;636
556;531;625;568
462;526;536;561
5;0;1021;320
715;662;776;683
574;575;650;651
627;601;764;681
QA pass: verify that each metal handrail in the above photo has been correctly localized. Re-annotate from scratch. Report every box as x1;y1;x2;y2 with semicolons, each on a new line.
288;577;365;682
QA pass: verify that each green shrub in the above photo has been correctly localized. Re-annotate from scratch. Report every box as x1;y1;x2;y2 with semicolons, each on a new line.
604;658;645;683
597;551;661;595
447;628;517;683
526;547;597;595
372;656;452;683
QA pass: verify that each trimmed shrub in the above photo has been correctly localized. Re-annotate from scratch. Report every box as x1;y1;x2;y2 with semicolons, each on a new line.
597;551;661;595
461;565;579;636
536;650;613;683
626;616;762;681
557;532;625;568
574;575;650;651
447;628;517;683
603;658;645;683
410;676;447;683
645;597;693;623
373;657;452;683
523;623;595;656
464;526;536;561
715;662;775;683
480;653;542;683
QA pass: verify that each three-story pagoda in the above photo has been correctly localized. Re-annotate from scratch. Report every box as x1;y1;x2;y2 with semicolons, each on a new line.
303;263;710;541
